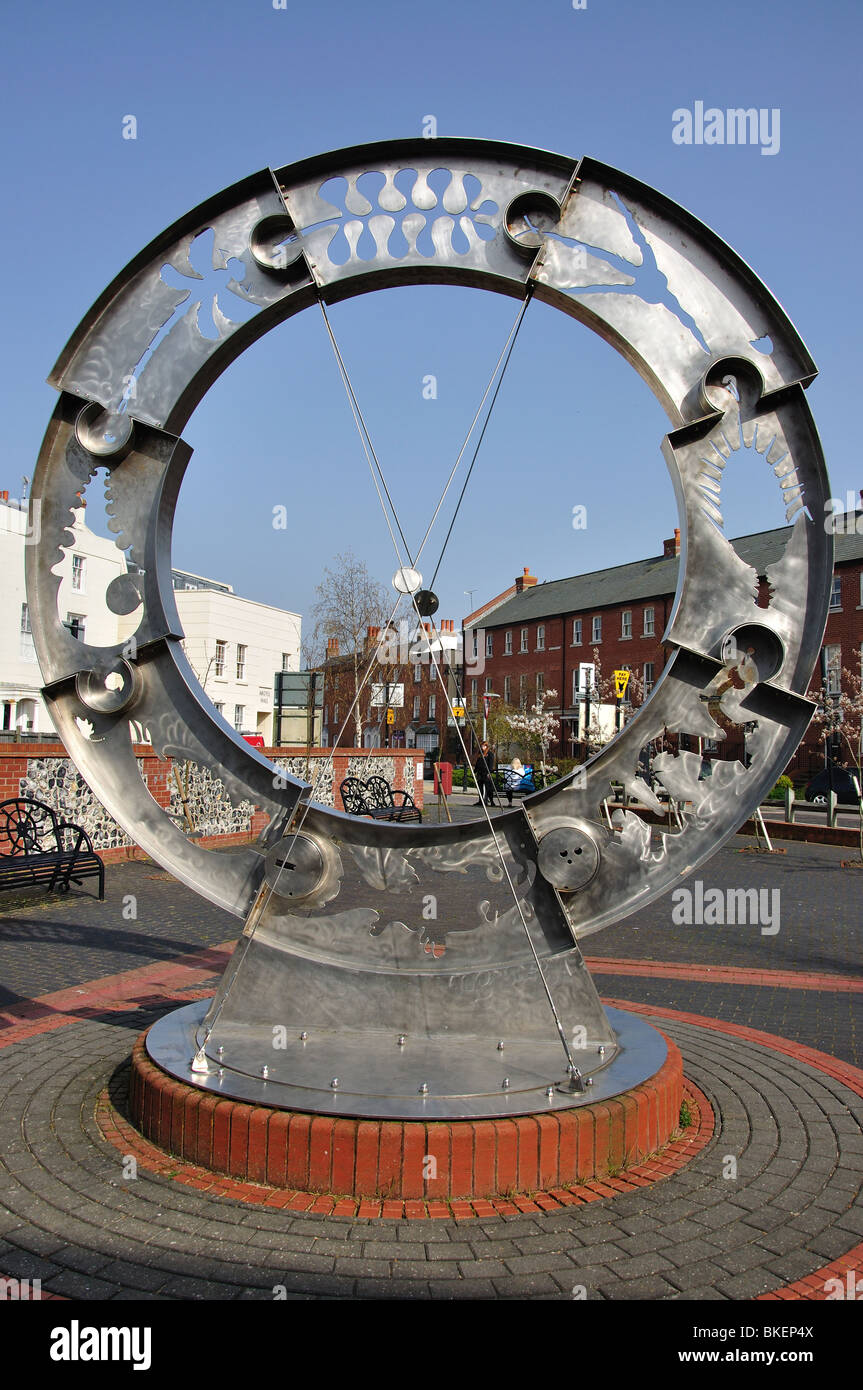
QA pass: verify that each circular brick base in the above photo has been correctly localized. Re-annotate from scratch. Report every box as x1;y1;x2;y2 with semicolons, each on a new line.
129;1026;683;1200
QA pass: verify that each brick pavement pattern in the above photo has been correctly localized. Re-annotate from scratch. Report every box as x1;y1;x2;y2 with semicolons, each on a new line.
1;1010;861;1300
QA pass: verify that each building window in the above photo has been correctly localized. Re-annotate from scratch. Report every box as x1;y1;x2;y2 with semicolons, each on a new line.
428;693;436;718
413;695;421;719
214;640;226;677
504;675;511;704
485;677;493;694
536;624;545;651
572;618;582;645
643;606;655;636
592;616;602;643
520;627;528;653
66;613;85;640
281;652;291;671
334;704;339;726
233;705;244;730
644;662;655;694
536;672;545;697
20;603;31;634
236;644;247;681
485;632;493;657
572;668;580;702
470;679;478;710
519;674;528;708
72;554;85;592
824;644;842;695
830;575;842;610
621;610;632;639
414;663;422;683
213;701;224;715
504;630;512;655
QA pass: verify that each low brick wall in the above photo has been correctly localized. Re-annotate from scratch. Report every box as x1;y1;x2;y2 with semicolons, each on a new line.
0;742;423;862
128;1030;683;1199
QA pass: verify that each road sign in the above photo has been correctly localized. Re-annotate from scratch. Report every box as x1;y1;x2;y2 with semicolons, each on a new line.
613;669;631;699
577;662;595;694
452;705;465;718
386;708;395;725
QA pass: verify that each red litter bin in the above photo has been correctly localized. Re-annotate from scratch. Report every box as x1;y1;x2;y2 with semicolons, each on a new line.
433;762;453;796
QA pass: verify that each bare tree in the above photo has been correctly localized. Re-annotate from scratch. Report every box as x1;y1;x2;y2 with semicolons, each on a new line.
311;550;390;747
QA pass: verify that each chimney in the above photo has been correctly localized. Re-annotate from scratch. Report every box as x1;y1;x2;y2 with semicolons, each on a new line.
0;490;8;503
663;528;681;558
514;566;537;594
326;637;339;658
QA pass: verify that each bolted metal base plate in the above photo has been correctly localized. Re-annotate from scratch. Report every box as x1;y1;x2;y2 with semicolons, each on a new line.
145;1000;667;1120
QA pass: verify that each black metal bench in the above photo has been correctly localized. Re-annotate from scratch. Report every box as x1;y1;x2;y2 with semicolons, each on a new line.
0;798;105;900
339;776;422;823
492;767;545;804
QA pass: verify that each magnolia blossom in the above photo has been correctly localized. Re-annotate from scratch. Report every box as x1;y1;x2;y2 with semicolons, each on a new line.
508;689;561;774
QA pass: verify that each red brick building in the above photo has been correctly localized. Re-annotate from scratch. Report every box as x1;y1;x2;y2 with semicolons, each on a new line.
465;511;863;777
320;619;465;762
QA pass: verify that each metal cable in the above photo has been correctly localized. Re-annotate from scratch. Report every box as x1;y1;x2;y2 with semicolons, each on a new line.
427;288;532;592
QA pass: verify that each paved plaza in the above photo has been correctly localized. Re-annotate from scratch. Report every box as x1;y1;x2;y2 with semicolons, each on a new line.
0;835;861;1301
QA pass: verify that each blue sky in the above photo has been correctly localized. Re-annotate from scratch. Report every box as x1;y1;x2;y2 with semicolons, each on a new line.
3;0;861;639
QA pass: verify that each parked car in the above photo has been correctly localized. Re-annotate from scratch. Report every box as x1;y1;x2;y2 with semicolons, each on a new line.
240;731;265;750
805;767;862;805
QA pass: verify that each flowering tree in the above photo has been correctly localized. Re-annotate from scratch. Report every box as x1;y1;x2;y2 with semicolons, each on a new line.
577;649;647;756
806;654;863;860
507;688;561;778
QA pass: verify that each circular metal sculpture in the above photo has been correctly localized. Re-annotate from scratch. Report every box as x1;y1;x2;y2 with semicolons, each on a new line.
28;139;832;1119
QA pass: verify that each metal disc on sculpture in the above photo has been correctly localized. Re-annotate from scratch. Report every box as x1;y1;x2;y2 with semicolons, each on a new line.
26;139;832;1121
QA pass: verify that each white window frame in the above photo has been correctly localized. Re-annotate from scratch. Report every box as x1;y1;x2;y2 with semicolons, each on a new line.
233;704;244;730
236;643;247;681
536;624;545;651
644;662;655;694
520;627;528;653
830;575;842;610
428;693;436;718
485;632;493;657
572;618;582;646
643;607;655;637
71;554;86;593
592;616;602;643
214;640;226;678
504;630;513;655
621;610;632;639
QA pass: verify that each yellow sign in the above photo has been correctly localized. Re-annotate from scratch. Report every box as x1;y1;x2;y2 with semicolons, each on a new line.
386;708;395;725
613;669;630;699
452;705;465;718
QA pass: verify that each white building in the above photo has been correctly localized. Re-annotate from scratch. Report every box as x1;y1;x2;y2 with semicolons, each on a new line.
167;569;301;744
0;493;127;735
0;494;302;746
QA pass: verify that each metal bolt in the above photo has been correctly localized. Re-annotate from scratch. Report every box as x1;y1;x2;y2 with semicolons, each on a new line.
502;1077;510;1089
299;1031;308;1041
598;1045;605;1057
568;1064;581;1078
585;1076;594;1086
261;1065;269;1079
419;1082;429;1094
217;1045;224;1059
330;1077;339;1089
546;1085;555;1100
218;1068;224;1078
497;1040;505;1051
397;1035;406;1047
